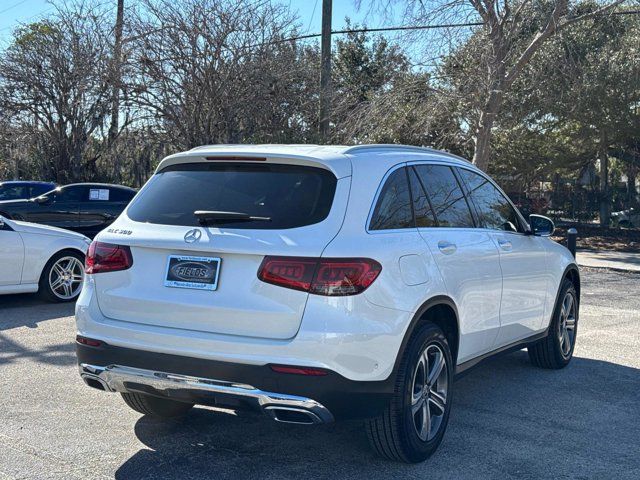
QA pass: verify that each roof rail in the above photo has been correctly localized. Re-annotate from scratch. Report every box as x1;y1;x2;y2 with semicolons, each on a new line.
343;144;468;162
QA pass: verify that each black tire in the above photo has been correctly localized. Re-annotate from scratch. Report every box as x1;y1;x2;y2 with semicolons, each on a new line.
38;250;85;303
528;279;578;369
366;322;454;463
121;392;194;418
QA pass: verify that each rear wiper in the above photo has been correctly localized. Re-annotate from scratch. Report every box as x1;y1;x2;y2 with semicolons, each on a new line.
194;210;271;225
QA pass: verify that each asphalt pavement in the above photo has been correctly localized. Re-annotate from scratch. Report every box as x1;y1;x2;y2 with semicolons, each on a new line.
0;268;638;479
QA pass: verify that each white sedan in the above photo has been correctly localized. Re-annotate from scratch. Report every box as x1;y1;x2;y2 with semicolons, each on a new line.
0;215;90;302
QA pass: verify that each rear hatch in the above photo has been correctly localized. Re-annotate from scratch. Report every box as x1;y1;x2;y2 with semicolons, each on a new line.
93;159;350;340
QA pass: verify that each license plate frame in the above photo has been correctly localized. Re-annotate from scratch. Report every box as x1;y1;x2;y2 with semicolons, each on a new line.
164;255;221;291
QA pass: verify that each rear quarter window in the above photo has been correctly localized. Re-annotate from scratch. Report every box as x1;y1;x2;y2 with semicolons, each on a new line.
369;167;414;230
126;163;337;229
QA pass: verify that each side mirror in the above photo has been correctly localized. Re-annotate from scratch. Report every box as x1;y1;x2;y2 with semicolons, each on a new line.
529;214;555;237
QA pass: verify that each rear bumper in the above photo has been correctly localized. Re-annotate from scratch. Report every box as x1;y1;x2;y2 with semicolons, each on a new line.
76;342;393;421
80;363;334;424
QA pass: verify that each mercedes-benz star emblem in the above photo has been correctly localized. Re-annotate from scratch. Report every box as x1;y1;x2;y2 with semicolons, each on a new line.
184;228;202;243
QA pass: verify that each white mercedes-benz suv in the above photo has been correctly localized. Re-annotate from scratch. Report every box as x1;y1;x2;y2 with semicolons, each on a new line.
76;144;579;463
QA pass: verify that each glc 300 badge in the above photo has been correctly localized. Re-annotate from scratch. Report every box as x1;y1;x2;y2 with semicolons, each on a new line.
184;229;202;243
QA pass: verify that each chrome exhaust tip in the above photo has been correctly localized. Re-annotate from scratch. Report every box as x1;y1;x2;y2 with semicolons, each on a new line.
81;374;110;392
263;406;323;425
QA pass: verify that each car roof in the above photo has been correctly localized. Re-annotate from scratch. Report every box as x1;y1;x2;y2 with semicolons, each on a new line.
0;180;56;185
187;144;468;162
159;144;472;178
60;183;137;191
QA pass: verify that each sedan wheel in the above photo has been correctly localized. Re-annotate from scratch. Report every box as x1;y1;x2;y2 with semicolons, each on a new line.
39;251;85;303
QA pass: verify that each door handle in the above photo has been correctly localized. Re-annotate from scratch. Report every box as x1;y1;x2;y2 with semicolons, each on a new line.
437;240;457;255
497;239;512;251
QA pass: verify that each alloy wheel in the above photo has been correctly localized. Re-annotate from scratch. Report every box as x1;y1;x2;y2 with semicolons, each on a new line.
558;291;577;357
410;343;448;442
49;256;84;300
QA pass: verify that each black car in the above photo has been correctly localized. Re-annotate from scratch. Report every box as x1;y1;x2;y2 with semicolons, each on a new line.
0;183;137;237
0;181;57;201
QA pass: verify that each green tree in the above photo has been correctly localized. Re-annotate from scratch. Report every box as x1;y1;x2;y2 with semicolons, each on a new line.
508;6;640;224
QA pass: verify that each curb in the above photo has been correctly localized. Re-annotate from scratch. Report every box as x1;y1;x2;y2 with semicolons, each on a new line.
577;263;640;274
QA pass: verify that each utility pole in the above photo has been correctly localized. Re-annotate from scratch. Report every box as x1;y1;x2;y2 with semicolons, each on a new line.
109;0;124;180
319;0;332;140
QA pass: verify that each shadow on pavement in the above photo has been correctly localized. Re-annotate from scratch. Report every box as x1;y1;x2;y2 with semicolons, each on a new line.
0;293;75;331
115;351;640;480
0;294;76;367
0;332;76;367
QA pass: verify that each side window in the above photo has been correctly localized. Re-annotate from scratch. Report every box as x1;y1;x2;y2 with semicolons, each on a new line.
457;168;522;233
31;185;52;197
407;167;436;227
109;188;135;202
55;186;87;202
0;185;27;200
414;165;475;228
369;167;414;230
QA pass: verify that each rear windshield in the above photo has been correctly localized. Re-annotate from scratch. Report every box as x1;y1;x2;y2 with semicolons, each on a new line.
127;162;337;229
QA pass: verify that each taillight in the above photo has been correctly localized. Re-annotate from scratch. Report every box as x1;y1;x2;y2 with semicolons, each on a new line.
85;241;133;274
257;257;317;292
257;256;381;296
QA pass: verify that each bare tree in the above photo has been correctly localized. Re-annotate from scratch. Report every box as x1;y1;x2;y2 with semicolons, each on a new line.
360;0;629;171
0;2;113;183
467;0;627;171
128;0;313;148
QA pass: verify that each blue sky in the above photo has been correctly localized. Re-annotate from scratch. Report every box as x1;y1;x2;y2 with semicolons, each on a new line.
0;0;387;47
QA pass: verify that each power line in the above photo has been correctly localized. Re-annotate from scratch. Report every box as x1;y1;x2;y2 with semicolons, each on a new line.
0;0;29;16
246;8;640;49
306;0;319;34
263;20;484;47
0;7;55;33
240;20;483;51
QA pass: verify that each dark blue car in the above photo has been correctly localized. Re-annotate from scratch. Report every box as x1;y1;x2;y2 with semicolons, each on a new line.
0;182;136;237
0;181;57;201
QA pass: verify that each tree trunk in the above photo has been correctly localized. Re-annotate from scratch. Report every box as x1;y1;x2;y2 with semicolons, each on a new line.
472;117;492;171
472;89;502;171
599;130;610;227
627;165;637;207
